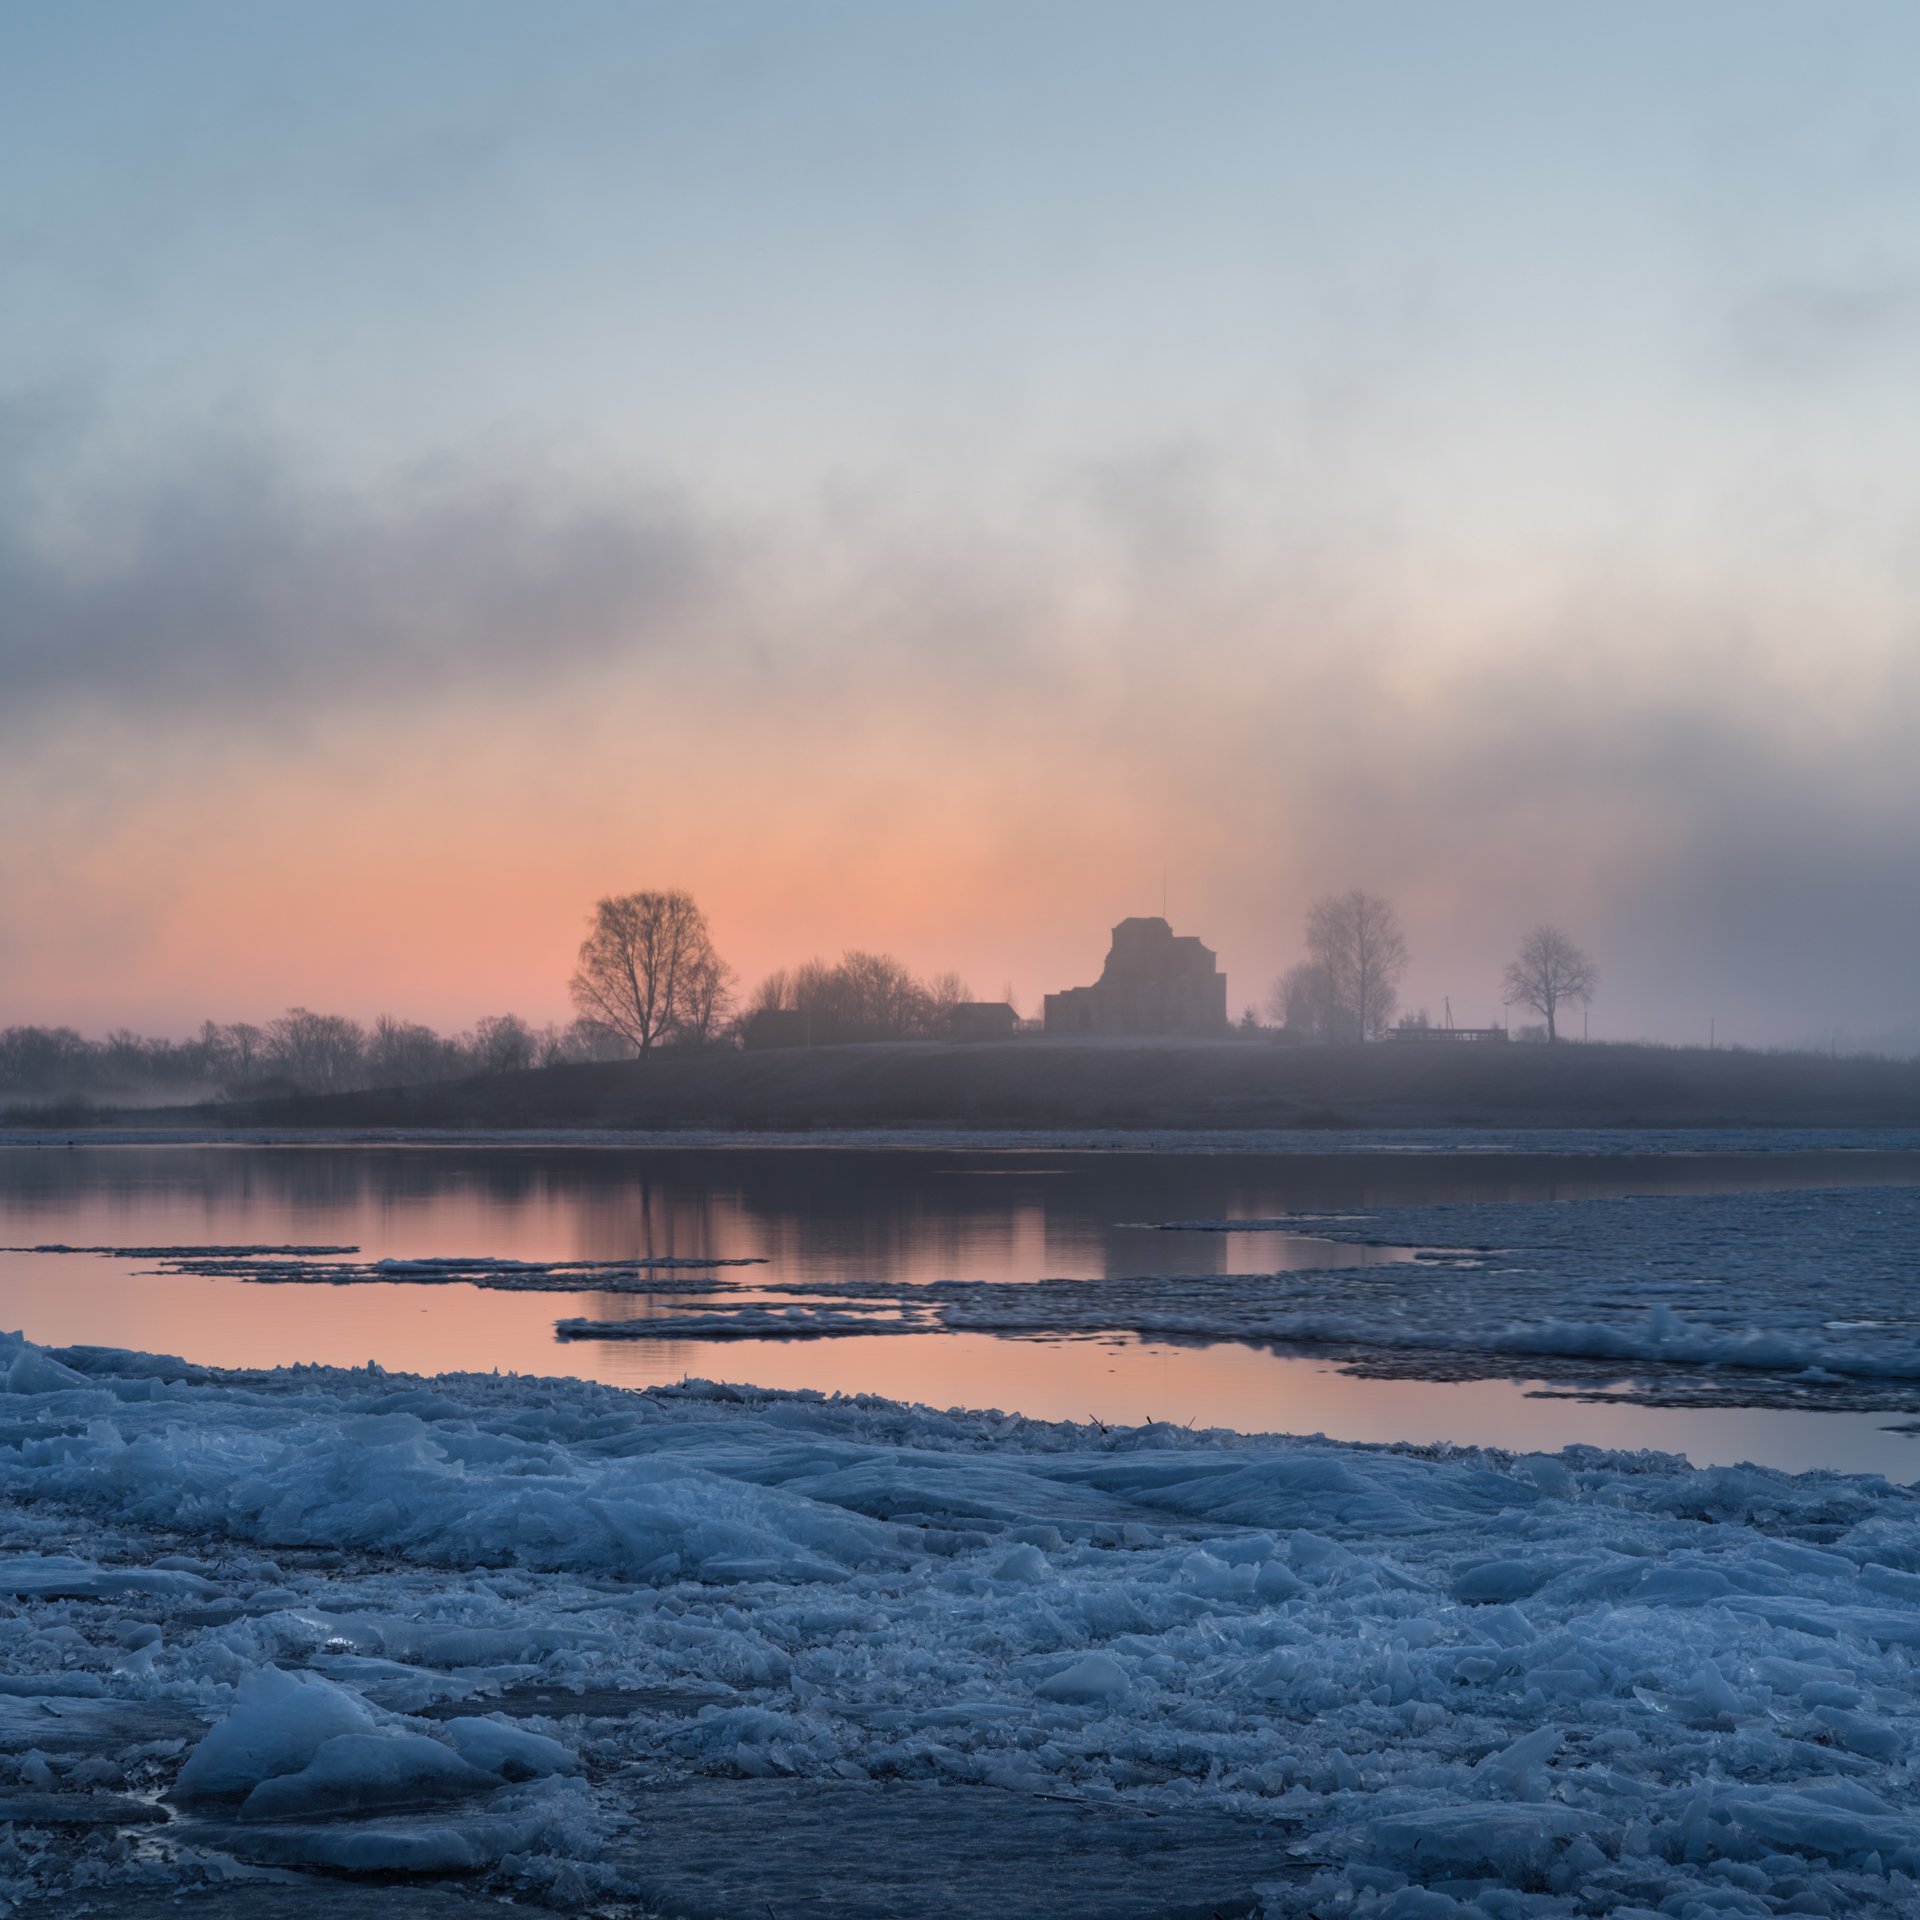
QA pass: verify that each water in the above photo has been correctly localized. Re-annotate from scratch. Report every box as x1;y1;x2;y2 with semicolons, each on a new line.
5;1138;1920;1478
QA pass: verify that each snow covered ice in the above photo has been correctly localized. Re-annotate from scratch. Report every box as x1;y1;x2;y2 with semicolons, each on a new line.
2;1329;1919;1914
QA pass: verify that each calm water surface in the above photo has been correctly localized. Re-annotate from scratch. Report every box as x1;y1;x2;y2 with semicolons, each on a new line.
4;1141;1919;1478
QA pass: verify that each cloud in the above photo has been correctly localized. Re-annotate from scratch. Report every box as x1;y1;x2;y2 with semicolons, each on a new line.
0;408;717;729
1;410;1917;1046
1726;269;1920;385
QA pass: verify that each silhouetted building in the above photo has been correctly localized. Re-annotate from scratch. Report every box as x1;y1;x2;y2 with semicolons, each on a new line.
948;1001;1020;1041
1044;917;1229;1036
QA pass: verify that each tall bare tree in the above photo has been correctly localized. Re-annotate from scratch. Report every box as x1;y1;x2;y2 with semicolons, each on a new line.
1502;925;1598;1043
570;891;726;1053
1305;890;1409;1041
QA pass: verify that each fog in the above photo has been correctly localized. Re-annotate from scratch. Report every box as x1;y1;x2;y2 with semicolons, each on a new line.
3;5;1918;1049
1;407;1914;1054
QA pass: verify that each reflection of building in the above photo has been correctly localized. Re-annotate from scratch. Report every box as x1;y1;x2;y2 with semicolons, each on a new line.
1044;917;1229;1036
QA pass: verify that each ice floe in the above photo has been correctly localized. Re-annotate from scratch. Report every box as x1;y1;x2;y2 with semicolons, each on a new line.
32;1186;1920;1420
550;1183;1920;1413
18;1245;765;1292
1;1327;1919;1912
557;1303;929;1339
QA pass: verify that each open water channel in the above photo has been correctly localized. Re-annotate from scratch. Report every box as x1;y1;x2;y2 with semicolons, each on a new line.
4;1134;1919;1477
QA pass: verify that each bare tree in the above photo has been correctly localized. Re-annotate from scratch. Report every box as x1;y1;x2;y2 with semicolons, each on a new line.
674;950;737;1046
225;1023;265;1081
748;969;794;1016
570;891;726;1053
541;1016;632;1064
763;951;968;1043
835;951;929;1036
790;957;836;1014
195;1020;231;1079
367;1015;455;1086
924;970;970;1021
264;1008;365;1092
470;1013;536;1074
1502;925;1598;1043
1305;890;1409;1041
1266;959;1348;1040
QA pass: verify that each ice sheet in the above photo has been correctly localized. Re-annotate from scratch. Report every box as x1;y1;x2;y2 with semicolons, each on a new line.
2;1328;1919;1913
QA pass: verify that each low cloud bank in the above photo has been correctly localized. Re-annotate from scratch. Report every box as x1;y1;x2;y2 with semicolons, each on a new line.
1;418;1915;1047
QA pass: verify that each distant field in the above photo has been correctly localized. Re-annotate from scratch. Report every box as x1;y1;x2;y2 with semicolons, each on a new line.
53;1037;1920;1133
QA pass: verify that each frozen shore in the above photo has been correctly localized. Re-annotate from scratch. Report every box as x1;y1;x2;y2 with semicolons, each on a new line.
3;1331;1919;1916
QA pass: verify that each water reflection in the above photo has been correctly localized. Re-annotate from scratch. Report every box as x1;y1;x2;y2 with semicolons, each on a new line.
5;1142;1920;1478
7;1142;1918;1271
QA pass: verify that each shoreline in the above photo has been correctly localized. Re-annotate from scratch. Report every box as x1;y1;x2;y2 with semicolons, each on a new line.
7;1036;1915;1137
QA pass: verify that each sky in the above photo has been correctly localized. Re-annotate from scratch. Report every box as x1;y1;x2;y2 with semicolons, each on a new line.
4;1;1919;1049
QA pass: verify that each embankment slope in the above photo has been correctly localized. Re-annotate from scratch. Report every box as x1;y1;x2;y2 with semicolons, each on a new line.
78;1039;1920;1133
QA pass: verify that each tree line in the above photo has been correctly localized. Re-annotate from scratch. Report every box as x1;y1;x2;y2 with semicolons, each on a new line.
1268;890;1599;1042
577;886;1601;1052
2;888;1604;1105
0;1008;630;1104
746;954;975;1043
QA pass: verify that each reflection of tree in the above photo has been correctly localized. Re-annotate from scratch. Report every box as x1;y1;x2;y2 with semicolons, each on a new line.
10;1148;1831;1307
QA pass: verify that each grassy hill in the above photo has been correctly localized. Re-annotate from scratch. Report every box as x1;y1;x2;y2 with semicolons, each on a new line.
73;1037;1920;1134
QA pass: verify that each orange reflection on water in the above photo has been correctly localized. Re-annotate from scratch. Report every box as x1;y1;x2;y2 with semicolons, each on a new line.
7;1143;1920;1480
